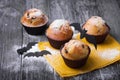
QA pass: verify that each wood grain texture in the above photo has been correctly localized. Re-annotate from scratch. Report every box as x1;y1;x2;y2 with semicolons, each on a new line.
0;0;25;80
96;0;120;80
21;0;56;80
97;0;120;42
0;0;120;80
116;0;120;8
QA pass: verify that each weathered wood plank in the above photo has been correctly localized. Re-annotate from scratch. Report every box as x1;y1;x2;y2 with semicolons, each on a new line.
116;0;120;9
0;0;120;80
99;62;120;80
0;0;26;80
22;57;55;80
21;0;56;80
97;0;120;42
96;0;120;80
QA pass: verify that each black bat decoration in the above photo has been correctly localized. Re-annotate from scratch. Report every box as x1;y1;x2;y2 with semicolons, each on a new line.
17;42;51;57
24;50;51;57
85;34;97;49
80;28;87;39
17;47;28;55
17;42;38;55
70;23;97;49
26;42;38;50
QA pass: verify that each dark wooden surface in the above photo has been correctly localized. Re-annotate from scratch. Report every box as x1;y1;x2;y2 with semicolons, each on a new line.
0;0;120;80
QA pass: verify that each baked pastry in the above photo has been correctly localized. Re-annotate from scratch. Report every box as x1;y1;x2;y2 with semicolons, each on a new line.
82;16;110;43
46;19;73;49
60;40;91;68
21;8;48;35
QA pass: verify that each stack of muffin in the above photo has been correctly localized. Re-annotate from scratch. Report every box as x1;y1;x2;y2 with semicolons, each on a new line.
21;8;110;68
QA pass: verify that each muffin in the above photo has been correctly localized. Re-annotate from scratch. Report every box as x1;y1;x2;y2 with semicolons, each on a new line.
46;19;73;49
21;8;48;35
60;40;91;68
82;16;110;43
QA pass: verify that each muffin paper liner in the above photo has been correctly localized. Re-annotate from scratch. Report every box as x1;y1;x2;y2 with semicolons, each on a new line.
85;31;109;44
22;24;48;35
61;54;89;68
46;36;72;49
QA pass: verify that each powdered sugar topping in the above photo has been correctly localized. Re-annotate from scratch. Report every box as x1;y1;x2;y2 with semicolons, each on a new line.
89;16;105;27
99;49;120;60
50;19;68;29
29;10;43;17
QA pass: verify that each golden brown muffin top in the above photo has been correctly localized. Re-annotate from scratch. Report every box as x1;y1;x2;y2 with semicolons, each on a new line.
61;40;90;60
83;16;109;35
46;19;73;41
21;8;48;27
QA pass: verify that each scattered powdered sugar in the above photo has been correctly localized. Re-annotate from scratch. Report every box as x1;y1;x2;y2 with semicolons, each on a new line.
2;44;53;73
28;8;43;18
2;45;22;72
3;7;20;18
45;47;59;54
99;49;120;60
50;19;68;29
30;10;43;17
24;43;60;55
21;42;59;72
22;44;54;72
72;31;80;39
71;26;75;32
89;16;105;27
25;42;60;55
26;44;41;53
23;55;53;72
71;26;80;39
72;31;79;38
5;23;8;26
2;58;21;72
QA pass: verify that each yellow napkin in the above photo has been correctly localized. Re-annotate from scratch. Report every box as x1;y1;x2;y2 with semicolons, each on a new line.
38;34;120;77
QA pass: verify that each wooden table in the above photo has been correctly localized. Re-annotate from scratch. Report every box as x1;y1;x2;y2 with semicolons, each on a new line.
0;0;120;80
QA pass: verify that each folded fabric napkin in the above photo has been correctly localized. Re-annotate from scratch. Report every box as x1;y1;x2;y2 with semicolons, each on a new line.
38;33;120;77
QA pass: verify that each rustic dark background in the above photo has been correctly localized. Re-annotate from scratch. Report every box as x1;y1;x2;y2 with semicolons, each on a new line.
0;0;120;80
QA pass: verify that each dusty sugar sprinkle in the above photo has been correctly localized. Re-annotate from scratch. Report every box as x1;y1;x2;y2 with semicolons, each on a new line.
99;49;120;60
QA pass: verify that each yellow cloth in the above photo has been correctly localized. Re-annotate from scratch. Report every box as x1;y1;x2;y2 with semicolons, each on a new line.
38;34;120;77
